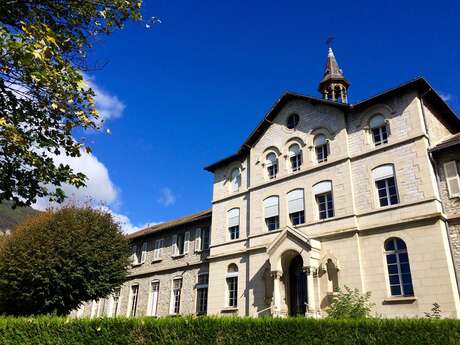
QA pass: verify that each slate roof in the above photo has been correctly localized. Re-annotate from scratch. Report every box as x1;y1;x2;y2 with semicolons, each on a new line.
126;209;212;240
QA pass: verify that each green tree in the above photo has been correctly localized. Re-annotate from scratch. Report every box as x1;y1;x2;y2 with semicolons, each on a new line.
326;286;374;319
0;1;142;206
0;206;130;316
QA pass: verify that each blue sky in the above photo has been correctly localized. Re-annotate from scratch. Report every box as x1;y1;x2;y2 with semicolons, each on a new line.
65;0;460;231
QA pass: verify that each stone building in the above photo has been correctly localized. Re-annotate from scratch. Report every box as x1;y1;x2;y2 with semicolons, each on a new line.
75;47;460;318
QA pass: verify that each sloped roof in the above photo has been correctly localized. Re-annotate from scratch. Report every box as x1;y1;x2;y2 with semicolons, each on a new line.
430;133;460;152
126;209;211;240
204;77;460;172
318;47;349;90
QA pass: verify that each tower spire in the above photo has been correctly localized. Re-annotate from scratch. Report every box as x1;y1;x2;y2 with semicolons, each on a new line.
318;40;349;103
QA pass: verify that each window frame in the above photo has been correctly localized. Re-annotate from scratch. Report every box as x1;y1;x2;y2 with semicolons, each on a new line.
372;165;399;208
148;280;160;316
265;152;279;179
196;273;209;315
287;189;305;226
316;191;334;220
226;265;239;308
227;208;240;241
313;134;329;163
384;238;414;297
170;277;183;315
128;284;139;317
289;144;302;172
369;115;389;146
229;167;241;193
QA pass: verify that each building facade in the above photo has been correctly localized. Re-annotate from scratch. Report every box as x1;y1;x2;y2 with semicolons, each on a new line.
75;48;460;319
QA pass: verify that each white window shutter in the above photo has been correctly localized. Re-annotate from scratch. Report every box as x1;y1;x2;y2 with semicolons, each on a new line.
184;231;190;254
131;245;138;265
172;235;178;256
153;240;161;260
140;242;147;263
195;228;202;252
287;189;305;213
444;161;460;197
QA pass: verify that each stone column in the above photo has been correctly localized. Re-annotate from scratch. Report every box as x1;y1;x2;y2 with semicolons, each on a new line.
304;266;316;315
271;271;282;317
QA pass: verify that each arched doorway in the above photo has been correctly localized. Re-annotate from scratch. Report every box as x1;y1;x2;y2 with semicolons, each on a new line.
288;254;307;316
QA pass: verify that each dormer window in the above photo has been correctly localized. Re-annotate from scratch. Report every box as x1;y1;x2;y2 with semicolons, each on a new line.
286;114;300;129
266;153;278;179
370;114;388;146
289;144;302;172
314;134;329;163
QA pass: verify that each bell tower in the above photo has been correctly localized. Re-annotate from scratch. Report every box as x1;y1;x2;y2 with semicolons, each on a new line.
318;42;349;103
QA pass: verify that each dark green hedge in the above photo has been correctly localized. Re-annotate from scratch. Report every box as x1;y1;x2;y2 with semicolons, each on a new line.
0;316;459;345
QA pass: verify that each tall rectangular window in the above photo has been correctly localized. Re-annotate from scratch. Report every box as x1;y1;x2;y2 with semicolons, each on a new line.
370;115;389;146
264;196;279;231
288;189;305;226
129;285;139;317
148;281;160;316
172;234;185;256
227;276;238;307
170;278;182;315
132;242;147;265
227;208;240;240
196;273;209;314
317;192;334;220
110;289;120;317
373;165;399;207
202;227;210;250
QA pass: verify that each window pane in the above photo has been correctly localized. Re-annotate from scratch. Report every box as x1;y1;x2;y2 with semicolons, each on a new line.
385;239;395;251
386;254;397;264
396;239;406;250
388;264;398;274
389;274;400;285
399;253;409;264
403;284;414;296
390;285;402;296
400;263;410;274
401;273;412;284
380;197;389;207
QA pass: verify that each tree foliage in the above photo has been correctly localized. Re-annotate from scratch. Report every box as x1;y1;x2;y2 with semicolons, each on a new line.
326;286;374;319
0;206;130;316
0;1;142;206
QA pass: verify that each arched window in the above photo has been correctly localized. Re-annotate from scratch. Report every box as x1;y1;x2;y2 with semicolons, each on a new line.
313;134;329;163
384;238;414;296
369;114;388;146
230;168;241;193
287;189;305;225
226;264;239;307
264;196;279;231
227;208;240;240
289;144;302;172
313;181;334;220
266;152;278;179
372;164;399;207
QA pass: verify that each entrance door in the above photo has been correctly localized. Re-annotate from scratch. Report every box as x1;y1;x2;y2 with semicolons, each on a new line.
289;255;307;316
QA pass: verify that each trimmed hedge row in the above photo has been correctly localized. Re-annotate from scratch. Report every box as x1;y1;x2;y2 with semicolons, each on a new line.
0;316;459;345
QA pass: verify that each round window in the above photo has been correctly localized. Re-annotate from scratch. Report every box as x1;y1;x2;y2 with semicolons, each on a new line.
286;114;300;129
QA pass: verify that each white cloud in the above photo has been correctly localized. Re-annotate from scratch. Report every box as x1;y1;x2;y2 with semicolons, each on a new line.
440;92;452;102
157;187;176;207
97;206;162;234
33;151;118;211
84;75;125;122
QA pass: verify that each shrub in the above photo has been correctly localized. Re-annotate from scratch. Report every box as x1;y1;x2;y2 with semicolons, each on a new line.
326;286;374;319
0;316;459;345
0;206;130;316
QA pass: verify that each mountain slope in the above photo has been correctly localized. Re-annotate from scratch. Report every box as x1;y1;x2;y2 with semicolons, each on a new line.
0;201;39;232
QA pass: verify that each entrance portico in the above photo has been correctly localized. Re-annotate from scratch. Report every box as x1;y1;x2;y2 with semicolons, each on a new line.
267;227;321;317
